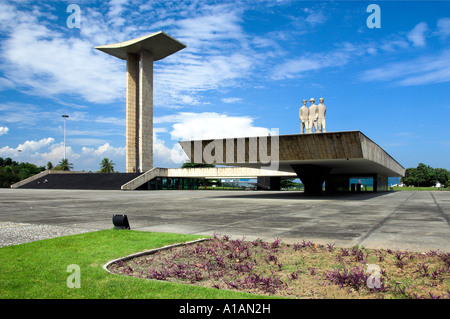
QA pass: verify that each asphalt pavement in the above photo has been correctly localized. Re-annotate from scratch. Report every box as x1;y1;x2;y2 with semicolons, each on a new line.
0;188;449;252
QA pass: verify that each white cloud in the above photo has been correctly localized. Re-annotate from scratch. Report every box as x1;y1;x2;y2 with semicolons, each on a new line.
37;142;126;171
81;143;125;158
303;8;327;26
153;130;179;166
157;112;270;141
407;22;429;47
155;53;253;106
0;3;126;104
0;136;127;171
2;28;125;104
0;137;56;161
221;97;242;103
154;111;273;166
379;38;410;52
94;116;125;127
272;57;322;80
360;50;450;86
0;1;276;110
39;144;79;165
437;17;450;38
107;0;129;27
272;43;359;80
173;9;244;51
0;126;9;135
19;137;55;153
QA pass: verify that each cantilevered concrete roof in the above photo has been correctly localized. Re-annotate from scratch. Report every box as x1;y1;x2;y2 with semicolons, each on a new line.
95;31;186;61
179;131;405;177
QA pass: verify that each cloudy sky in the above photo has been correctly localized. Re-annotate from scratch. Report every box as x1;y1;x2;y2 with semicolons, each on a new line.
0;0;449;172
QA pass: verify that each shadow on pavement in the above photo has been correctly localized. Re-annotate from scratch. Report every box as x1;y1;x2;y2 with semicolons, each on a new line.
210;190;394;201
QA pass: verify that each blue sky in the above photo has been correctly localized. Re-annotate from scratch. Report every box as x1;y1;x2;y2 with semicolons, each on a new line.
0;0;449;173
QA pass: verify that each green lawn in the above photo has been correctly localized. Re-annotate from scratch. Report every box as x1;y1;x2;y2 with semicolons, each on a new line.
392;187;448;191
0;229;270;299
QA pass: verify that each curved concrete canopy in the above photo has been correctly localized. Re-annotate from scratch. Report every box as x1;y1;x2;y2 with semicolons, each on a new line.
94;31;186;61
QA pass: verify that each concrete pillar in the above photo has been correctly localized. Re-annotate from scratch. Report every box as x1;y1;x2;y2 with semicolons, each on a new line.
375;174;388;192
291;164;331;195
139;50;153;171
126;52;140;173
257;176;281;190
325;174;350;192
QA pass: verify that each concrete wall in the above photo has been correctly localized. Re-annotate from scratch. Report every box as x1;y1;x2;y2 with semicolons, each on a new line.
13;171;142;190
359;133;405;177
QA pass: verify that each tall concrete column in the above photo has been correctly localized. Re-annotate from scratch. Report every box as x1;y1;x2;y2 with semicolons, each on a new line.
126;52;140;173
95;31;186;173
291;164;331;195
139;50;153;171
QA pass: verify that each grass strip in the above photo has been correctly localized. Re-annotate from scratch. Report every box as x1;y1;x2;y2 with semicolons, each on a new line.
0;229;268;299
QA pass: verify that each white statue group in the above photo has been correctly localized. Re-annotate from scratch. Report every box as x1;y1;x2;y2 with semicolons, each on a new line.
299;97;326;134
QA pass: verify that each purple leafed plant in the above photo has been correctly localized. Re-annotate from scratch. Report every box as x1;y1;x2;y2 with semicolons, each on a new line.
108;233;449;299
150;269;166;280
431;268;443;280
395;251;407;269
414;263;429;277
271;238;282;249
326;266;368;291
393;283;407;297
340;248;350;256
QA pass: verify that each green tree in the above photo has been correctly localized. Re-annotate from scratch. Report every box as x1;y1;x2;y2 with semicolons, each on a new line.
55;158;73;171
181;162;216;187
46;162;53;170
416;163;436;187
281;178;299;188
434;168;449;187
401;163;443;187
181;162;215;168
0;157;45;187
99;158;115;173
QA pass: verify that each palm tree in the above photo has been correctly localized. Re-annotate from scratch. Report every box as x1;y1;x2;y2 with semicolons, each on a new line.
57;158;73;171
99;158;115;173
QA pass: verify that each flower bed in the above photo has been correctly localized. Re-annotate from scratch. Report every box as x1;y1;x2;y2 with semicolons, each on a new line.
107;234;450;299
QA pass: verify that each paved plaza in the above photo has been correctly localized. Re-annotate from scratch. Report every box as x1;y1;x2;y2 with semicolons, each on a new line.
0;188;449;252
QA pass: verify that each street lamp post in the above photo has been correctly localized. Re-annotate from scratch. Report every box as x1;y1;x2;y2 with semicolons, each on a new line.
62;115;69;160
18;149;22;163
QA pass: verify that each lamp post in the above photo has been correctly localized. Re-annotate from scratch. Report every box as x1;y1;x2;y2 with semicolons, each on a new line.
62;115;69;160
18;149;22;163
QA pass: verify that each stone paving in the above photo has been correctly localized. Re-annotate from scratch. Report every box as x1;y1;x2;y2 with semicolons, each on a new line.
0;189;448;252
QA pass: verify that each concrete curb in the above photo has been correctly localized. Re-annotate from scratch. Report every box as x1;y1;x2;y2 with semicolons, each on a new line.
102;238;209;274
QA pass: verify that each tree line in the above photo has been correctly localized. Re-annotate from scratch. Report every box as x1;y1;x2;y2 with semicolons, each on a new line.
0;157;116;188
0;157;45;188
400;163;449;188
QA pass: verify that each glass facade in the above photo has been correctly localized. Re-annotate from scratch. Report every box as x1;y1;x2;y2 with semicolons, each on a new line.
325;173;388;192
349;177;374;192
148;177;199;190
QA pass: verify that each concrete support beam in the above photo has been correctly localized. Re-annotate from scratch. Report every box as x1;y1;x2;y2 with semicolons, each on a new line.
291;164;331;195
257;176;281;190
139;50;153;171
126;52;140;173
375;174;388;192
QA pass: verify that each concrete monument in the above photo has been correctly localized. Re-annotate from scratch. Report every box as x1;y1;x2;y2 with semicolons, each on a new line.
317;97;326;133
299;99;309;134
308;98;319;133
95;31;186;173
